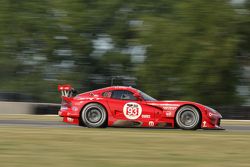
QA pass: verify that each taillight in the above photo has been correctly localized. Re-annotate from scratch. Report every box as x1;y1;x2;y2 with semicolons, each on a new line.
61;99;72;108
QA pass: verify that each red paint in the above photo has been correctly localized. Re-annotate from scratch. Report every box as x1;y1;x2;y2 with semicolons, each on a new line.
58;85;223;130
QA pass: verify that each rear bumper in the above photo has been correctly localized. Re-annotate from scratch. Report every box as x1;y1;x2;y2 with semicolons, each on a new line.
58;109;79;117
62;116;79;125
58;109;79;125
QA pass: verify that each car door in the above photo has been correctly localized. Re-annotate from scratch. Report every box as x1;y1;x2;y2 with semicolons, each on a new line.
107;90;155;124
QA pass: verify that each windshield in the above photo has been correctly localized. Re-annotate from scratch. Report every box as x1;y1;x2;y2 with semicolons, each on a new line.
139;91;157;101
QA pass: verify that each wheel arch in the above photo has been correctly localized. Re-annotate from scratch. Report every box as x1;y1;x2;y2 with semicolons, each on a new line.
79;101;108;126
174;104;202;129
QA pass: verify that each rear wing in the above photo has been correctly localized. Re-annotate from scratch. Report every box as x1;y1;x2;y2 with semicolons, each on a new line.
58;84;77;97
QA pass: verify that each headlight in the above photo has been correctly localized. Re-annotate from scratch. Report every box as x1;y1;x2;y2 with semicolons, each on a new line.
205;106;222;118
205;106;218;114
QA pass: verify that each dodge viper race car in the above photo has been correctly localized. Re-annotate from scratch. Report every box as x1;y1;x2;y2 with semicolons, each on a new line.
58;85;223;130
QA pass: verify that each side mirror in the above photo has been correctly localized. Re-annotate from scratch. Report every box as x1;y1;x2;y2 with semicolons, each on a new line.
133;93;142;101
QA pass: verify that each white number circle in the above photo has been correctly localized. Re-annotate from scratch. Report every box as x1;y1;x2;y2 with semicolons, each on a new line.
123;102;142;120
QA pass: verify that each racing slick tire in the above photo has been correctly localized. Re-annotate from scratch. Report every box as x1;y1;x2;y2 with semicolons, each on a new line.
175;105;201;130
81;103;107;128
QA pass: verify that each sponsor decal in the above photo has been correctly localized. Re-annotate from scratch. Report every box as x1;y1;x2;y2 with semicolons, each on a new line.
142;114;151;118
166;111;172;117
123;102;142;120
149;121;154;127
60;106;68;111
202;121;207;127
149;103;180;107
72;106;78;111
67;117;74;122
163;106;177;111
208;112;216;117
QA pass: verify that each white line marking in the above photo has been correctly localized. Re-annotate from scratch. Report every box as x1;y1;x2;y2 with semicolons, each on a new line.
222;119;250;122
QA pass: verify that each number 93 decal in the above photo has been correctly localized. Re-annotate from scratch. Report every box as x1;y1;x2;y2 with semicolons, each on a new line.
123;102;142;120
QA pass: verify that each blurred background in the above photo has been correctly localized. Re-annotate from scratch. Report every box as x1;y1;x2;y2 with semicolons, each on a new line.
0;0;249;107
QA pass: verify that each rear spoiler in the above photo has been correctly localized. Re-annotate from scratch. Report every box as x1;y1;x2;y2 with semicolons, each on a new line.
58;84;77;97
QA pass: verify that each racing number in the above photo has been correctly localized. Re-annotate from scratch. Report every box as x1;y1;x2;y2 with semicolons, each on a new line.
123;102;142;120
126;106;139;116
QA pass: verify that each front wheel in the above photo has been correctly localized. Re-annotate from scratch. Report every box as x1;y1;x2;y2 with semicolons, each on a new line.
175;105;201;130
81;103;107;128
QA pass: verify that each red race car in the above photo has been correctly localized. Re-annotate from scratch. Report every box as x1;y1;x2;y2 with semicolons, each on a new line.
58;85;223;130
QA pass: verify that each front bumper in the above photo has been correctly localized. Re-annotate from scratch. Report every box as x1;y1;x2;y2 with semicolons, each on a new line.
201;108;224;130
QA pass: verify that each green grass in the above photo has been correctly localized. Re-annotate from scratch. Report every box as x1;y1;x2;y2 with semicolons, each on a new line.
0;115;250;167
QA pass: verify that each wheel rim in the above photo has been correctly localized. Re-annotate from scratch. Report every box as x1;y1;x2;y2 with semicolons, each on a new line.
86;108;102;123
176;106;200;129
180;110;196;127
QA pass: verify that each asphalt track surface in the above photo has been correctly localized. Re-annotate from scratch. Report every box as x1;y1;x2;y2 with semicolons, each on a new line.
0;119;250;131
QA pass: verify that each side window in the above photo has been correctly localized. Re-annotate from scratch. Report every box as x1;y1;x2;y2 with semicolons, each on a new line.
111;90;137;100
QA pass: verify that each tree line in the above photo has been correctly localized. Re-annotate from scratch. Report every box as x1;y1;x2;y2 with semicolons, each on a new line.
0;0;249;105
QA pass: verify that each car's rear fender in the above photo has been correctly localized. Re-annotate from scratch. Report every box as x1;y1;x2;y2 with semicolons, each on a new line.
78;100;116;126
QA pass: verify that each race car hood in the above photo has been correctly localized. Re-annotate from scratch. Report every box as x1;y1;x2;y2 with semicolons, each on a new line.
145;100;203;110
145;100;221;118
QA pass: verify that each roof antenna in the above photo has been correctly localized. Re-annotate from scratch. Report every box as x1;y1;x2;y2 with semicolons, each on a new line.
111;76;118;86
110;75;136;87
111;77;114;86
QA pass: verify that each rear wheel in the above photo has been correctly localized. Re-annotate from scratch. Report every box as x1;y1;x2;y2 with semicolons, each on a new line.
175;105;201;130
81;103;107;128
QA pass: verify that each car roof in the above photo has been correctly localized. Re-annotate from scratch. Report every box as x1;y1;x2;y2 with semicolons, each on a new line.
93;86;138;93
